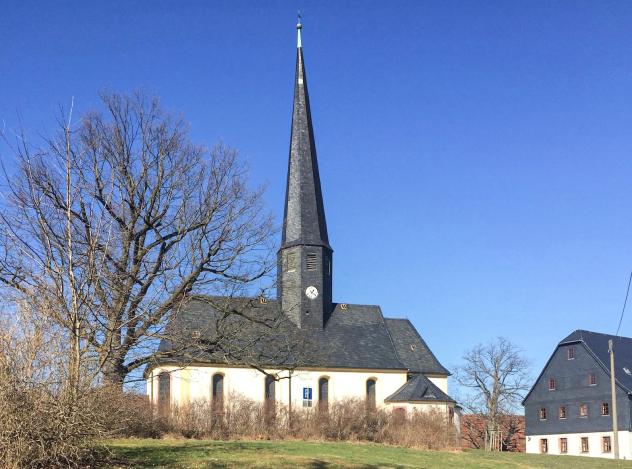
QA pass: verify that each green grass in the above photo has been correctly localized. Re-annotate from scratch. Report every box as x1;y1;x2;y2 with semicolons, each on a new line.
105;438;632;468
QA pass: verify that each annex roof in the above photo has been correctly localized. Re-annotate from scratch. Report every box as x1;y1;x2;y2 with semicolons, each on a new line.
385;374;455;403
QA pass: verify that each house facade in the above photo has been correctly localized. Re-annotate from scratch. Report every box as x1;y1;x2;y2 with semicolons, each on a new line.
144;20;456;420
523;330;632;459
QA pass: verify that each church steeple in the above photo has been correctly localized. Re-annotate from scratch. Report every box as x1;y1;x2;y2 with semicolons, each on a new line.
280;16;329;250
278;18;333;329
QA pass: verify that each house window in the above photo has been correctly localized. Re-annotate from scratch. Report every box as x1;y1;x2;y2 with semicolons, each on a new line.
601;402;609;416
158;371;170;415
540;438;548;454
366;378;376;409
579;403;588;417
588;373;596;386
602;436;612;453
306;253;318;271
548;378;556;390
567;346;575;360
559;406;567;419
581;437;589;453
212;373;224;411
539;407;547;420
318;377;329;411
559;437;568;454
285;252;297;272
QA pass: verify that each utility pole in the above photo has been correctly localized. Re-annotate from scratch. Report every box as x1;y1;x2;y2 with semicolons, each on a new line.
609;339;619;459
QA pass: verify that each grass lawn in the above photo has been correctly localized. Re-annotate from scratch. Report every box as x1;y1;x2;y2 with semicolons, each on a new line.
105;438;632;468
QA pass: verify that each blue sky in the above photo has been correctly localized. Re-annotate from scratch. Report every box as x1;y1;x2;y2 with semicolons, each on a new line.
2;1;632;395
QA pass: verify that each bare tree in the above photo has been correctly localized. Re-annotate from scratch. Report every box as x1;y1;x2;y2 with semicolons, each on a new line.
0;91;275;386
454;337;529;451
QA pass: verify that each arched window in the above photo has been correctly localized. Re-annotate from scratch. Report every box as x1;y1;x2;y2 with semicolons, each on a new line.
366;378;376;409
212;373;224;411
158;371;170;415
318;377;329;410
264;376;276;421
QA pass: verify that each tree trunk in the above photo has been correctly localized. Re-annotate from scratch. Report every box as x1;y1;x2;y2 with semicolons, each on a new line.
102;358;126;388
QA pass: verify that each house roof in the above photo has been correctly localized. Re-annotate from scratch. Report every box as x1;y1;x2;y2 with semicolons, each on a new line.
560;329;632;393
385;374;455;403
147;297;450;377
522;329;632;404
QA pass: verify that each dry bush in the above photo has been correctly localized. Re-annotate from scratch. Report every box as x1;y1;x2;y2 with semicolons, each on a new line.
150;395;457;450
0;307;149;467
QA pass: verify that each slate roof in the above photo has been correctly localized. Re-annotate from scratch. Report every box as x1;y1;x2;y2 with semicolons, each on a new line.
385;374;455;403
281;34;329;250
522;329;632;404
560;329;632;393
384;319;450;375
148;297;450;377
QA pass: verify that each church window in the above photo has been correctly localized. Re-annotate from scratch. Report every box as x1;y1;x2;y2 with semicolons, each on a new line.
212;373;224;411
318;377;329;411
285;252;297;272
366;378;376;409
158;371;170;415
306;253;318;271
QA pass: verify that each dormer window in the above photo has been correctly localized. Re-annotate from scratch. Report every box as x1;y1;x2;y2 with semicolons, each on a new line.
306;253;318;271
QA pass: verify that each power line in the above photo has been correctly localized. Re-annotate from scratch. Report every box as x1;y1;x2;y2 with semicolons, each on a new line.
615;270;632;336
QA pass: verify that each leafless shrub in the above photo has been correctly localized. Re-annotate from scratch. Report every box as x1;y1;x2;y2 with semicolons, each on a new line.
136;395;457;450
0;306;106;468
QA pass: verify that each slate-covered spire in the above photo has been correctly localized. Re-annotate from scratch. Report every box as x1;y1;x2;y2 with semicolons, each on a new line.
280;16;330;250
278;18;333;329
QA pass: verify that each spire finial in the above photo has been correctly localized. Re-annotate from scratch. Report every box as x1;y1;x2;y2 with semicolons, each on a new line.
296;13;302;48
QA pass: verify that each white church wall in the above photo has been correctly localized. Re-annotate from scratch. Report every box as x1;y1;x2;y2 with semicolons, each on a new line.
148;365;409;408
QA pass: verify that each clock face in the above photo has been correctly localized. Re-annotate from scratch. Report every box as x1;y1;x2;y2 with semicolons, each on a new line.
305;285;319;300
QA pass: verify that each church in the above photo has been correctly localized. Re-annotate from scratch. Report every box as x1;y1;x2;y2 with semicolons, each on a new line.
145;20;457;418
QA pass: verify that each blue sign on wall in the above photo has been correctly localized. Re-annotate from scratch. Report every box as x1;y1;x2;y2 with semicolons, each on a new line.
303;387;312;400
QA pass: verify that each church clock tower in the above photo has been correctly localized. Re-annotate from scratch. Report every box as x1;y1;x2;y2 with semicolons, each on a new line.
277;18;333;329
